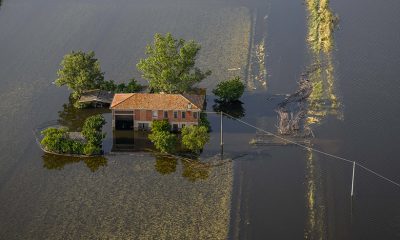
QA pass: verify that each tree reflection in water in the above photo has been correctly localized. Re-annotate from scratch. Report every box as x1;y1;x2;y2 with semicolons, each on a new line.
42;153;107;172
154;154;177;175
182;160;211;182
212;100;245;119
58;95;110;132
154;154;211;182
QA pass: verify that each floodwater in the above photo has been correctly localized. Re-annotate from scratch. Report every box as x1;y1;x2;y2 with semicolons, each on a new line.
1;0;400;239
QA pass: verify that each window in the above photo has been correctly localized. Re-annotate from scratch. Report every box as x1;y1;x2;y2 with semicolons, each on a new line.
181;124;186;129
182;111;186;119
172;124;178;131
152;110;158;118
193;112;198;119
173;111;178;119
164;111;168;118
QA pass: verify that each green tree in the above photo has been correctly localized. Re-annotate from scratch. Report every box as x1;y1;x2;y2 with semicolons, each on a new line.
148;120;177;153
151;119;172;132
199;112;211;132
181;125;210;153
55;51;105;104
82;114;106;155
212;76;245;102
137;33;211;93
115;78;142;93
148;131;177;154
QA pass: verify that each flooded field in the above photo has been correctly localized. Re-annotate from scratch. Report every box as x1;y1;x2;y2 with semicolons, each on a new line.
1;0;400;239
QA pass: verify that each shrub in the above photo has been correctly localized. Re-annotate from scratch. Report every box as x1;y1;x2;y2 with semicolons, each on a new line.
212;76;245;102
41;114;106;156
115;78;142;93
181;125;210;153
151;120;172;133
41;127;69;153
148;130;177;153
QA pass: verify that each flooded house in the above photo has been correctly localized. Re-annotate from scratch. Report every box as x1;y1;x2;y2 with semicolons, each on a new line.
110;93;205;131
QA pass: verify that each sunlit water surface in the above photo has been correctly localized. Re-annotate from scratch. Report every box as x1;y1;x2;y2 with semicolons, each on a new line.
0;0;399;239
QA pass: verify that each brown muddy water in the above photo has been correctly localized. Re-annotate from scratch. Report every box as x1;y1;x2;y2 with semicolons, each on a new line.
1;0;400;239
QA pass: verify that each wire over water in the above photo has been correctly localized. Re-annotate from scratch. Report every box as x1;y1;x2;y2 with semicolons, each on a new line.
204;111;400;189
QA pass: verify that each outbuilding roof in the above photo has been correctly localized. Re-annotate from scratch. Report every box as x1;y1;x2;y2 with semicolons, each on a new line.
110;93;205;111
78;90;114;104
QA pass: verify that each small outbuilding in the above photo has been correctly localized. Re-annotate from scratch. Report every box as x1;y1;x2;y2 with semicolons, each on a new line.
78;90;114;108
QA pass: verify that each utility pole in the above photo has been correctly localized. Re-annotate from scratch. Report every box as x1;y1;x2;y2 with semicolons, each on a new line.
220;111;224;157
351;161;356;197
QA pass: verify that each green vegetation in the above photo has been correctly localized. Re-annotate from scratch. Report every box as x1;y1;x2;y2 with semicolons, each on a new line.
41;114;106;156
181;125;210;154
41;128;85;154
82;115;106;155
212;76;245;102
151;119;172;132
199;112;211;132
55;51;105;106
306;0;339;54
56;51;142;108
100;78;142;93
137;33;211;93
148;120;177;153
305;0;342;126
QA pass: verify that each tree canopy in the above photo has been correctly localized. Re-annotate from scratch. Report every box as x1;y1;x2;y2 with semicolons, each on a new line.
82;115;106;155
137;33;211;93
212;76;245;102
55;51;105;100
148;120;177;153
181;125;210;153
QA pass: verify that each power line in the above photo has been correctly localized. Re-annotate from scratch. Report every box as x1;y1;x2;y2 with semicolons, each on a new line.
204;111;400;189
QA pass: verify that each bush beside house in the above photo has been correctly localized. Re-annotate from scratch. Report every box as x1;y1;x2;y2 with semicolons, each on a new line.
41;114;106;156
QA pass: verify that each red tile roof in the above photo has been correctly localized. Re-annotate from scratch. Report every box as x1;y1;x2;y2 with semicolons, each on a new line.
110;93;205;111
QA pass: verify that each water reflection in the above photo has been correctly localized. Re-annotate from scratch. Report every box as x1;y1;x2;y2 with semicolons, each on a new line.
153;153;211;182
304;149;327;239
212;100;245;119
154;154;177;175
58;95;110;131
42;153;107;172
304;0;340;238
112;130;154;152
182;160;211;182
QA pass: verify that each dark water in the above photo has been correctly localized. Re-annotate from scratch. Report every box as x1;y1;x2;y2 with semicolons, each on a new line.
1;0;400;239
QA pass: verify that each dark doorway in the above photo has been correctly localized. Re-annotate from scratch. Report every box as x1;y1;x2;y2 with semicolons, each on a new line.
115;115;134;130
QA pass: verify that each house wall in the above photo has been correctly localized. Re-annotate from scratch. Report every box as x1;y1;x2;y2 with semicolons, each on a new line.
112;109;201;131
